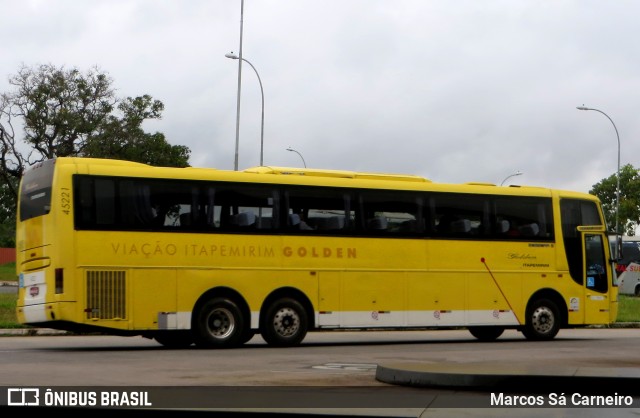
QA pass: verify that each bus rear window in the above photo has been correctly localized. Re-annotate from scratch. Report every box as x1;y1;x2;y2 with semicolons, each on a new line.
19;159;55;221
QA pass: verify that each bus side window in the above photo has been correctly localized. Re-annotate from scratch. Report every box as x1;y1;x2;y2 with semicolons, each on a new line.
288;212;314;231
285;187;352;234
204;187;219;228
399;219;421;233
436;214;457;234
288;213;301;228
367;216;388;231
494;197;553;240
359;190;421;235
451;219;471;234
120;181;155;227
232;211;256;228
326;216;345;230
519;223;539;237
495;219;510;235
494;217;520;237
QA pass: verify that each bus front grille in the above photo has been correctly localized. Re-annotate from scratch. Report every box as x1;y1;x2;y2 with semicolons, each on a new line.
86;270;126;320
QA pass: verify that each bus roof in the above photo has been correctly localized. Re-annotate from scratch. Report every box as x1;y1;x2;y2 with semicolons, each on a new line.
243;166;432;183
48;157;595;199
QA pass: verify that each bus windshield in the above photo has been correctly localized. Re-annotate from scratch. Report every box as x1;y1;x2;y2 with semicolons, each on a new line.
19;159;56;221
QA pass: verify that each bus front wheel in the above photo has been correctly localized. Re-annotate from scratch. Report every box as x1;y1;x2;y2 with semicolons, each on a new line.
522;298;560;341
193;297;245;348
468;326;504;341
261;298;308;347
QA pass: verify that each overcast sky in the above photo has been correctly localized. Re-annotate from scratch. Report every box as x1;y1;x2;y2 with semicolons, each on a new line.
1;0;638;193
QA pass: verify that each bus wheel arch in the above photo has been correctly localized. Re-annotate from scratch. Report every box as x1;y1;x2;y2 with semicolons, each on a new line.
260;287;314;347
522;290;566;341
192;287;251;348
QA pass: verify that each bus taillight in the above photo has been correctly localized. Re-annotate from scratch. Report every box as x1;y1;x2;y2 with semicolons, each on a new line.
55;268;64;294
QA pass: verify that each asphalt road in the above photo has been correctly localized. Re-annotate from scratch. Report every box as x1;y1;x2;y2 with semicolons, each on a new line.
2;327;640;385
1;328;640;416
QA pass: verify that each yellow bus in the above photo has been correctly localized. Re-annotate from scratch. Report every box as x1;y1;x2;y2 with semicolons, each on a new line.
16;157;618;348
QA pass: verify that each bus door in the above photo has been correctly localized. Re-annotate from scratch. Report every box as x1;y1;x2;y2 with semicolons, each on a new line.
582;232;611;324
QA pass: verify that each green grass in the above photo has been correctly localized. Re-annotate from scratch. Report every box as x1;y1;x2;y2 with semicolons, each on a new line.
0;293;21;328
0;262;20;328
616;295;640;323
0;262;16;282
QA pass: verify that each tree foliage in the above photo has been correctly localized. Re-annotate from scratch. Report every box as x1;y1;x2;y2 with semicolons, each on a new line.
589;164;640;236
82;95;190;167
0;63;191;246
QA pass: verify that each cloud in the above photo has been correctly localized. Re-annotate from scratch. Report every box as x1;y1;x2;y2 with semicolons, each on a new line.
1;0;638;193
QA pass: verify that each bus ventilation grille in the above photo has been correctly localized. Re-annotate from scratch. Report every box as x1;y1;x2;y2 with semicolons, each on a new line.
86;270;126;320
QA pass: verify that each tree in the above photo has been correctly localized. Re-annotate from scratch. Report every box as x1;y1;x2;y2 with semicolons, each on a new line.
0;63;191;246
589;164;640;236
0;180;17;247
82;95;190;167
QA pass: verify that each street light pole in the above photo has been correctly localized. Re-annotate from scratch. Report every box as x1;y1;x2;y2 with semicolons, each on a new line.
286;147;307;168
500;170;523;186
226;53;265;166
231;0;244;171
576;106;621;242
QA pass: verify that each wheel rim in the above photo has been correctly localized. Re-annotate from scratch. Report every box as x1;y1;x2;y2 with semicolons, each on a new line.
531;306;555;335
206;307;235;339
272;307;300;337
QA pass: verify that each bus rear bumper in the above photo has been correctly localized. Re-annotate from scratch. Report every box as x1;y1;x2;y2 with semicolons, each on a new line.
18;303;51;324
18;301;75;325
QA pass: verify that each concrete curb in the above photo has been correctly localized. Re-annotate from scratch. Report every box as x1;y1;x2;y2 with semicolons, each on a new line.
376;362;640;393
0;282;17;288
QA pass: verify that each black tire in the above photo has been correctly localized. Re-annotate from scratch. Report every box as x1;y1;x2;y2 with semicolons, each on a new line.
468;326;504;341
635;285;640;297
153;331;194;349
260;298;308;347
192;297;245;348
522;298;560;341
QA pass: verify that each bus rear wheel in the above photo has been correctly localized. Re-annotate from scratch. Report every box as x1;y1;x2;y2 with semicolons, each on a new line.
193;297;245;348
468;326;504;341
522;298;560;341
261;298;308;347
